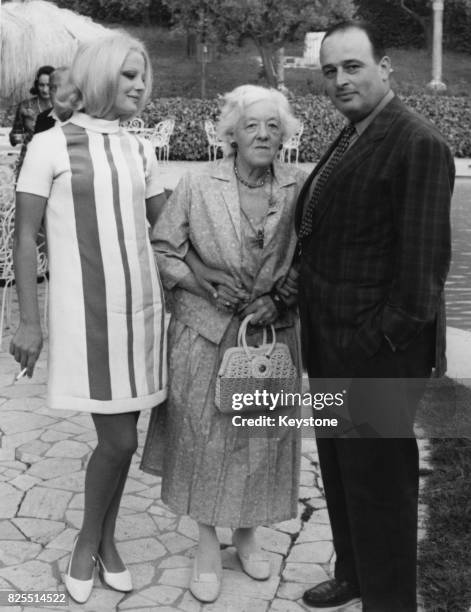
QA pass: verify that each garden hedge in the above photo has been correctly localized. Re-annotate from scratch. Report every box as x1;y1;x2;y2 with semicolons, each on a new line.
1;94;470;160
140;94;471;161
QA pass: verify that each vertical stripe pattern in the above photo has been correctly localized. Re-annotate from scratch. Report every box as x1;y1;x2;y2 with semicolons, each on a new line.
137;136;166;392
65;124;112;400
121;134;155;392
103;134;137;397
33;115;168;412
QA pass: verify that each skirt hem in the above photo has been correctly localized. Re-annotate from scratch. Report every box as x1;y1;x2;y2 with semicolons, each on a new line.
162;495;298;529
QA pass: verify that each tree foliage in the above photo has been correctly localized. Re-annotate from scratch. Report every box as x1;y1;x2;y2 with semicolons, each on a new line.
163;0;355;87
54;0;171;25
355;0;471;52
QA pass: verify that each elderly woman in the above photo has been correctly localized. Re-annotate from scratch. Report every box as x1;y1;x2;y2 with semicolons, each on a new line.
10;34;167;603
141;84;306;603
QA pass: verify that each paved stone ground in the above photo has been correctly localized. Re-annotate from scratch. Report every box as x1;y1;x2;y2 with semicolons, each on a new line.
0;285;430;612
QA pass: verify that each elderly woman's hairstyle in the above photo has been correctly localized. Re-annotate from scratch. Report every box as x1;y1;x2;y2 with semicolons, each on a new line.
30;65;55;96
217;85;300;157
59;33;152;120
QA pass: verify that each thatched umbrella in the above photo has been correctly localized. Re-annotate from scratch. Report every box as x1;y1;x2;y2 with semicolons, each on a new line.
1;0;112;102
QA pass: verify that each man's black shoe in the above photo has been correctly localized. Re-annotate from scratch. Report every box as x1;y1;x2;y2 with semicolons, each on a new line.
302;578;361;608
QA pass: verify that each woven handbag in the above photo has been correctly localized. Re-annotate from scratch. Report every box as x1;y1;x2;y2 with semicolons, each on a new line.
215;314;299;414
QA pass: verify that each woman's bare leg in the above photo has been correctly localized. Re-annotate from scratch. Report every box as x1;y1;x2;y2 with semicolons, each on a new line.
98;453;134;570
232;526;258;555
68;411;139;579
196;523;221;575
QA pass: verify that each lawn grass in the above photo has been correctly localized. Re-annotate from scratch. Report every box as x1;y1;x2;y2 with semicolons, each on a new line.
122;25;471;98
416;378;471;612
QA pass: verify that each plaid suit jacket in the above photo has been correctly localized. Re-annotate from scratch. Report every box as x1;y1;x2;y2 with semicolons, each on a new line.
295;96;454;376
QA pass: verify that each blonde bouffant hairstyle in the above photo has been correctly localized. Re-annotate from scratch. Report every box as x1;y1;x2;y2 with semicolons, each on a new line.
56;33;152;120
217;85;300;157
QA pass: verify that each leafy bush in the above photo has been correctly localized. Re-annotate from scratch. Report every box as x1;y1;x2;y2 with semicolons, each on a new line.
141;98;222;161
1;94;469;159
141;94;471;160
401;95;471;157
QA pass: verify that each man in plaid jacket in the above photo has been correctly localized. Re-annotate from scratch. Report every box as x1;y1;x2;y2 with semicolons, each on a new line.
296;21;454;612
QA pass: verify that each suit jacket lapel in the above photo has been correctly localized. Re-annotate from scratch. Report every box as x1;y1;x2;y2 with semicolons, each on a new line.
311;97;404;230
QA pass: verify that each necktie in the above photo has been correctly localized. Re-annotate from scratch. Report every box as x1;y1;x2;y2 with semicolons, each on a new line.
298;123;356;240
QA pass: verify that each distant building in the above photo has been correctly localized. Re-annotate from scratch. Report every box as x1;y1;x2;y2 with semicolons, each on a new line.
303;32;326;67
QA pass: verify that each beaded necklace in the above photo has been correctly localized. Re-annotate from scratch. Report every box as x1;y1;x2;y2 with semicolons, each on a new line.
234;159;271;188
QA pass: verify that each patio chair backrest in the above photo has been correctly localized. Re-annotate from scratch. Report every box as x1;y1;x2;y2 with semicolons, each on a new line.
0;155;16;213
151;118;175;146
0;203;15;282
204;119;219;146
121;117;144;130
283;122;304;147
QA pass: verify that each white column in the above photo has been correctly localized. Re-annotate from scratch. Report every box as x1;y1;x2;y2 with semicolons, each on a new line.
427;0;447;92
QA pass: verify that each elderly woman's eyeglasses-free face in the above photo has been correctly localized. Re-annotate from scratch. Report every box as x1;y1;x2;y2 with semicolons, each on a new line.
233;100;283;171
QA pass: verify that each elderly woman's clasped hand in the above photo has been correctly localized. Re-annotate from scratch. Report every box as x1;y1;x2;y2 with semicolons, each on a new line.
239;294;278;326
185;251;287;325
213;284;248;312
214;287;278;326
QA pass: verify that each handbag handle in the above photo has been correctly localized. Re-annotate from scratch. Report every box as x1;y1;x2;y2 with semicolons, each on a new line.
237;315;270;347
238;314;276;358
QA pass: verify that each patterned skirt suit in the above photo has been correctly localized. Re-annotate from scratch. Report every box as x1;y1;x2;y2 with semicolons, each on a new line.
141;160;306;527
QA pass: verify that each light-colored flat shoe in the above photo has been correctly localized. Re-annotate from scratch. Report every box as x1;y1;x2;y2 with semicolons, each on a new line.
96;553;133;592
232;534;271;581
63;537;96;604
189;556;221;603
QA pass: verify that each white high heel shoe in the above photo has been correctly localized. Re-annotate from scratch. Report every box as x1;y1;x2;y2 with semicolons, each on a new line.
63;537;96;603
96;554;133;592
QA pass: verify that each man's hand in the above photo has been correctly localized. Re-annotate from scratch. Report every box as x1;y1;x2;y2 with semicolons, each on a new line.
240;295;278;326
277;266;299;300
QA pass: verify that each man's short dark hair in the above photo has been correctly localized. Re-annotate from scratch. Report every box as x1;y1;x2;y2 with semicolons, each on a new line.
321;20;386;62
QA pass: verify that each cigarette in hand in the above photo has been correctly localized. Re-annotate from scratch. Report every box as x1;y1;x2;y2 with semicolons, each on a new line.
13;367;28;383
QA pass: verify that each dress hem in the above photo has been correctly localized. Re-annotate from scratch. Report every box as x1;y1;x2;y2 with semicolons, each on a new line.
47;388;167;413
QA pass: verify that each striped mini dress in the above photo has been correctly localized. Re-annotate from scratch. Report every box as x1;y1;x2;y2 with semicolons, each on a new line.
16;112;167;413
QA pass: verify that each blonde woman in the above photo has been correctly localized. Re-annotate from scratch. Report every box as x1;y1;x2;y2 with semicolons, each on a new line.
10;34;167;603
